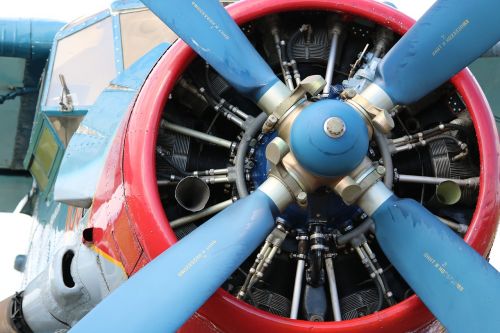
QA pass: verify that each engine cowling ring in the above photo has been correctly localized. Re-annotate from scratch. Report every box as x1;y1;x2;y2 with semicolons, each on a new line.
123;1;500;332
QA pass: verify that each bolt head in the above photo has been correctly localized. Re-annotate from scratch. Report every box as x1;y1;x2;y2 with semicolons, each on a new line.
297;191;307;205
342;88;357;99
324;117;346;138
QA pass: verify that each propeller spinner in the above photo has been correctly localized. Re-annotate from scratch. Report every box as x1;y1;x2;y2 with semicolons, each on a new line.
71;0;500;332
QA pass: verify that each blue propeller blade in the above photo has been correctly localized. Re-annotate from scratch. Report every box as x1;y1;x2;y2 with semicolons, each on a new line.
372;194;500;333
70;190;279;333
141;0;287;104
374;0;500;105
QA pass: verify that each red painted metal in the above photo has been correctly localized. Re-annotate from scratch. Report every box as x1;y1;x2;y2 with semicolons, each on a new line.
88;0;500;332
451;70;500;254
88;117;145;274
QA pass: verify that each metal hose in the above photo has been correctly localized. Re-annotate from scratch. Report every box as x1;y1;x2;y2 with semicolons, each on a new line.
336;218;374;246
235;113;268;197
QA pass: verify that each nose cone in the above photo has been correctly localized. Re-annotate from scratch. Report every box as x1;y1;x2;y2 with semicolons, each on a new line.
290;100;369;177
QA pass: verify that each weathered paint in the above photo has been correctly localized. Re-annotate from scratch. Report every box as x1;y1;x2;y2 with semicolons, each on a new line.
372;195;500;332
71;189;279;333
114;1;499;332
13;0;498;332
141;0;284;102
374;0;500;105
20;0;172;300
0;19;64;60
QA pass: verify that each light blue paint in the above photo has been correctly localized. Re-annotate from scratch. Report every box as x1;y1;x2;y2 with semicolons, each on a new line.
70;189;278;333
372;196;500;333
111;0;146;11
141;0;280;101
111;43;170;89
290;100;368;177
54;10;110;40
34;197;68;231
0;19;64;60
53;44;169;207
112;14;125;75
375;0;500;105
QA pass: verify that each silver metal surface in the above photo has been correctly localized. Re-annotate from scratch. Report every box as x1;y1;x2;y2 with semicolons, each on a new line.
296;191;307;206
238;224;288;299
290;60;301;86
259;177;294;212
290;259;305;319
202;176;231;184
224;112;245;128
257;81;292;115
231;106;249;120
169;199;233;229
322;28;341;96
161;120;233;149
174;176;210;212
435;180;462;205
324;117;346;138
266;137;290;165
192;168;229;177
22;243;126;331
310;244;328;251
360;83;394;111
397;174;480;187
356;181;392;216
300;75;327;96
325;256;342;321
438;216;468;234
157;176;230;186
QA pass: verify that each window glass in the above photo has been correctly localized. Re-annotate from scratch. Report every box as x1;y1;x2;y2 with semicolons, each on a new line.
120;10;177;69
62;10;108;32
29;127;59;191
46;17;116;107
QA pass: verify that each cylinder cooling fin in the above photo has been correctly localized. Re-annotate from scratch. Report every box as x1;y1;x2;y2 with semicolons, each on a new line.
121;1;499;332
154;8;481;324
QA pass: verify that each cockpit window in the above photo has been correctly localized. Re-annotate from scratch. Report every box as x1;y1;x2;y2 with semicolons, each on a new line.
46;16;116;107
120;9;177;69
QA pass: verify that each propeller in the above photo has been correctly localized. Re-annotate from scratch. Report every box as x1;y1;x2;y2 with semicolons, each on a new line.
360;2;500;329
139;0;290;114
70;179;292;332
358;183;500;333
70;0;500;332
373;0;500;105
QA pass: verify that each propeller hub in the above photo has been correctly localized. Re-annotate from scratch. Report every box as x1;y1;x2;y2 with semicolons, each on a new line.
289;100;369;178
324;117;346;138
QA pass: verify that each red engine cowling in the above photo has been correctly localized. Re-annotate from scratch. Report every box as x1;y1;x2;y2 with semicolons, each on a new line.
89;1;500;332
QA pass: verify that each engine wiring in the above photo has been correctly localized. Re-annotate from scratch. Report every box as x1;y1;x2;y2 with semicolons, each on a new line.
154;10;481;323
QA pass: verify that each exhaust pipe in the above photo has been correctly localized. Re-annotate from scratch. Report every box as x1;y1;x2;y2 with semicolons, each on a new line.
175;176;210;212
0;243;127;332
433;180;462;206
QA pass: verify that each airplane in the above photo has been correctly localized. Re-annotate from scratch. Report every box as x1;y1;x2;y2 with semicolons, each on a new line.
0;0;499;332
